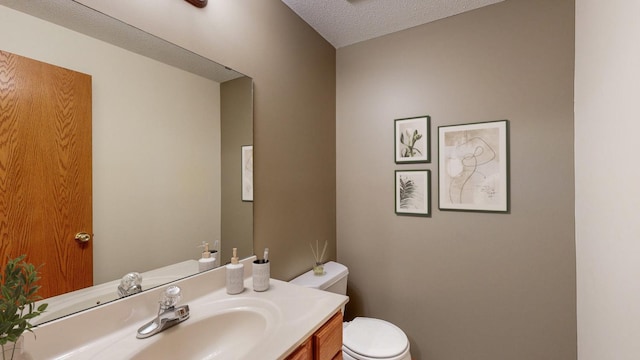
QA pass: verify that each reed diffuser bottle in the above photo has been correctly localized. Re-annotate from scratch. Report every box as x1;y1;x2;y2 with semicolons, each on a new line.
310;240;327;276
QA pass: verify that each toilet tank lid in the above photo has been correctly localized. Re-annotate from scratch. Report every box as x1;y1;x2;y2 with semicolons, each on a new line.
289;261;348;290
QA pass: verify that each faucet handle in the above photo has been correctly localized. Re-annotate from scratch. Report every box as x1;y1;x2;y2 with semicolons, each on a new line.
117;272;143;297
120;272;142;288
159;285;182;309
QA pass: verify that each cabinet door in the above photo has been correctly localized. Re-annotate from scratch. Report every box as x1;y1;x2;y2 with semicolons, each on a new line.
313;312;343;360
285;338;313;360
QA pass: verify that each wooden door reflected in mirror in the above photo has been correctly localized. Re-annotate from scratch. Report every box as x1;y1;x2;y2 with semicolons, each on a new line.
0;50;93;298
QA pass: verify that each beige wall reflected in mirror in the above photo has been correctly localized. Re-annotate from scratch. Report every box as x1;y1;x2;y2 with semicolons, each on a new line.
0;2;252;323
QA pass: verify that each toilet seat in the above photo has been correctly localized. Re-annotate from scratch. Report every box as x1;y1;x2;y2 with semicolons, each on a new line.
342;317;410;360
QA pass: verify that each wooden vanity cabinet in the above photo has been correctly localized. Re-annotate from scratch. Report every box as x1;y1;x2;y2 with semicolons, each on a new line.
286;311;343;360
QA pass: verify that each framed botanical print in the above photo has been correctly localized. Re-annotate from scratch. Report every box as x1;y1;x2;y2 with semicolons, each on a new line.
395;170;431;216
394;115;430;163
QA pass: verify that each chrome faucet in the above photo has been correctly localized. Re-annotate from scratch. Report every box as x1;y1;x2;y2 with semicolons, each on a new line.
137;285;190;339
117;272;143;297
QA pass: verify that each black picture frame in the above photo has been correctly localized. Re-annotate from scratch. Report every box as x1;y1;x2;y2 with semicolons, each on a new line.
395;170;431;216
394;115;431;164
438;120;510;213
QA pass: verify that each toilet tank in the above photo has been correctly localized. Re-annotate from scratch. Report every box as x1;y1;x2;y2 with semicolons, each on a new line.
290;261;349;295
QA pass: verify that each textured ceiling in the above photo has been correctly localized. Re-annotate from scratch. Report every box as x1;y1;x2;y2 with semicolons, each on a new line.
281;0;504;48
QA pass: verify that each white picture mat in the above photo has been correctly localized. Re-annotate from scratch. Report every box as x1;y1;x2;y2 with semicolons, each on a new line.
438;120;508;212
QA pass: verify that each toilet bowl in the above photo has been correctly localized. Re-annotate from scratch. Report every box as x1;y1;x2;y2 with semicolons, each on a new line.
290;262;411;360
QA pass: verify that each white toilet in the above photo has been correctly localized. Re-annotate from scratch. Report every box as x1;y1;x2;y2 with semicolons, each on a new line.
290;261;412;360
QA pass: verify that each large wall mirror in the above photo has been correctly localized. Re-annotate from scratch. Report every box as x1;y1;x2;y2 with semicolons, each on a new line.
0;0;253;324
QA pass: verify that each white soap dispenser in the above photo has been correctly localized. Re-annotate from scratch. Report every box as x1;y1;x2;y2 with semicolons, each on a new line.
198;242;216;272
226;248;244;295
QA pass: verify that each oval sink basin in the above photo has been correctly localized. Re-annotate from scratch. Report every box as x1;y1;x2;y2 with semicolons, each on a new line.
130;297;280;359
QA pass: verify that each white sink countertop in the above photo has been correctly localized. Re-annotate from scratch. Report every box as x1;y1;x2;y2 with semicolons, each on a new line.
23;257;349;359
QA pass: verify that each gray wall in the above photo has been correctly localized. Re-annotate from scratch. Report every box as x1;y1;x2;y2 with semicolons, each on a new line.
216;1;337;278
336;0;576;359
241;3;337;278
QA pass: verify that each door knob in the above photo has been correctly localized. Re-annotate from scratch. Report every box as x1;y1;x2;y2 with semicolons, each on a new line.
75;232;92;243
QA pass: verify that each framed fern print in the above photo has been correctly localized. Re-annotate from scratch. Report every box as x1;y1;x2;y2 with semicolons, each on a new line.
395;115;430;163
395;170;431;216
